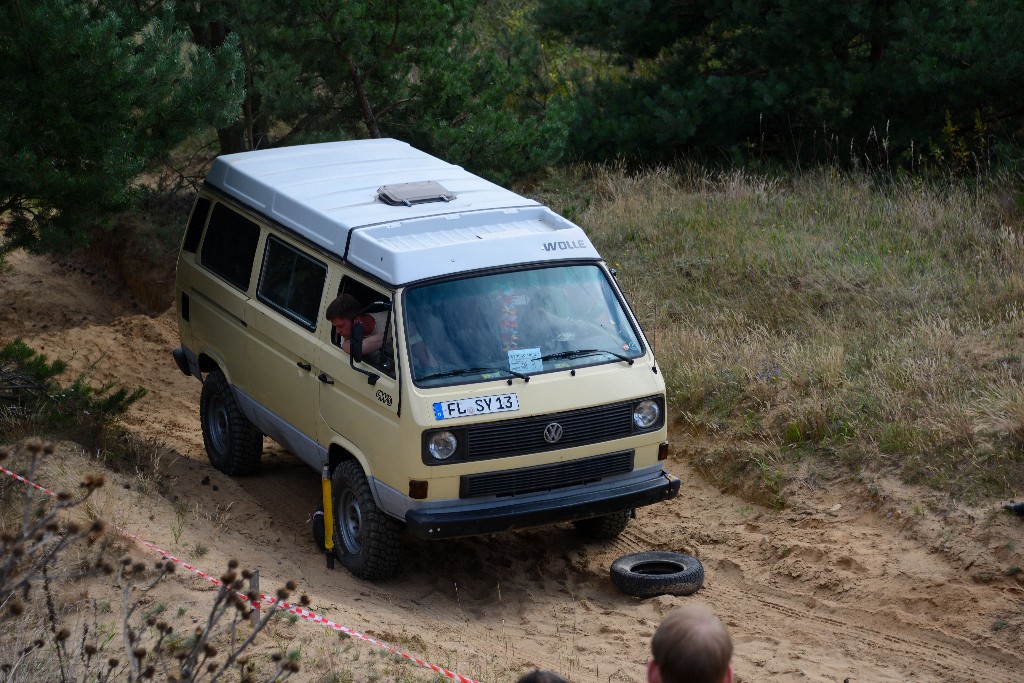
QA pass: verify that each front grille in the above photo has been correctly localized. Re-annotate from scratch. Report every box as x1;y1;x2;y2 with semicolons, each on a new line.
459;450;634;498
464;399;648;461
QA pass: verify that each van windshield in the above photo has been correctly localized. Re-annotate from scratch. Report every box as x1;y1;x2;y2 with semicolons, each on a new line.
403;265;644;387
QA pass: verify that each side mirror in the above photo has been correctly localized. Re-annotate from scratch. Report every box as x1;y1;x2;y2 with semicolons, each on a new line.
348;300;388;387
350;320;364;364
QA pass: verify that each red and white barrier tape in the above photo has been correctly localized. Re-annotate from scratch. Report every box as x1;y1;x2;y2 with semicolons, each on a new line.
0;464;56;496
1;464;481;683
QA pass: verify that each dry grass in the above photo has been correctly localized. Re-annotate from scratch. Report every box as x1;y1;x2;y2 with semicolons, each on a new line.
0;441;305;682
532;164;1024;505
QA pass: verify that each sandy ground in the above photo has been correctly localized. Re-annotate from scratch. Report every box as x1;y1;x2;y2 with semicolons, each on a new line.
3;248;1024;683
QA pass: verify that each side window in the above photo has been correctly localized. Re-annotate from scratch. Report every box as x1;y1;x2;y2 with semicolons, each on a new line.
200;203;260;291
329;277;396;378
182;197;210;254
256;236;327;331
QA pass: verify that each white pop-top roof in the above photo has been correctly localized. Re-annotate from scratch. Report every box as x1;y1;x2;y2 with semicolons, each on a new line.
205;138;601;285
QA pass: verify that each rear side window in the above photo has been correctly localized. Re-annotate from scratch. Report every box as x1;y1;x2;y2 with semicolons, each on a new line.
257;236;327;330
201;204;260;291
182;197;210;253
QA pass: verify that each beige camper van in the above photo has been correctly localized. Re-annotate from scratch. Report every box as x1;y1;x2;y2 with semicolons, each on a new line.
172;139;679;579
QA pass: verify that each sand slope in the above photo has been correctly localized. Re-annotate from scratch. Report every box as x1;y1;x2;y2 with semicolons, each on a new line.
2;249;1022;682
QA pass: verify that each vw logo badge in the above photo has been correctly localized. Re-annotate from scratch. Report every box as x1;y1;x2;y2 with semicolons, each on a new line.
543;422;563;444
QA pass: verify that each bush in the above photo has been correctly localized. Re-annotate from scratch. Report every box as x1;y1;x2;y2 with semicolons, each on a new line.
0;440;303;682
0;338;146;445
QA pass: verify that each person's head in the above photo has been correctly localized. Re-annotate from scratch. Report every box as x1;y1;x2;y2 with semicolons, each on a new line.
648;605;733;683
326;293;362;337
516;670;567;683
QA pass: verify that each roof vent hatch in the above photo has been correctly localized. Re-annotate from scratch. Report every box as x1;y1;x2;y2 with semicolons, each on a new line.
377;181;456;207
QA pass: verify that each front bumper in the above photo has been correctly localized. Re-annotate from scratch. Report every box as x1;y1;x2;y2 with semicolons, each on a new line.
404;471;680;539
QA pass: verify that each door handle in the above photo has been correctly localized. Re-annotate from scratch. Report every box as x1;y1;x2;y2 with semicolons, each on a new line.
296;361;312;371
317;372;334;385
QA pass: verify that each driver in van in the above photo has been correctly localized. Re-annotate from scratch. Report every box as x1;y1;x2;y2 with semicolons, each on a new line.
518;289;621;351
326;293;387;355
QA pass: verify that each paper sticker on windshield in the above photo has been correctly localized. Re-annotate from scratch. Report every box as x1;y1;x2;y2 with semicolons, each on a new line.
508;347;542;373
433;393;520;420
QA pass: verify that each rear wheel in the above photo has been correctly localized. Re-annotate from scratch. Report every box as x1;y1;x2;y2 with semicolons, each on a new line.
332;460;402;579
199;370;262;475
573;510;631;539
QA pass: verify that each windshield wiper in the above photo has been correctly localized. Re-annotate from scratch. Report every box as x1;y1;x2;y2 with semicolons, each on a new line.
418;366;531;383
540;348;634;365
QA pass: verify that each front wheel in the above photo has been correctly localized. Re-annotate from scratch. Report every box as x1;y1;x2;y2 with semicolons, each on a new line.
332;461;402;580
573;510;631;539
199;370;262;475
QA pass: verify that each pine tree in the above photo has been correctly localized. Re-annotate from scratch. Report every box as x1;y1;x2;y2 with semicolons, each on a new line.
0;0;243;257
533;0;1024;167
189;0;568;183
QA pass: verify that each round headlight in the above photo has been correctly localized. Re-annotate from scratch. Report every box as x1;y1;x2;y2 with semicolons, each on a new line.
633;399;661;429
428;431;458;460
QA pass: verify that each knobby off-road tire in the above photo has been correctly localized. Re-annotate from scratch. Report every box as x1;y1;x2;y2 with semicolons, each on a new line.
199;370;263;476
610;551;704;598
332;460;402;580
573;510;632;539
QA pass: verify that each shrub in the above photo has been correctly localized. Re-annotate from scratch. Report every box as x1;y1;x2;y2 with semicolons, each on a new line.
0;440;303;682
0;338;145;445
